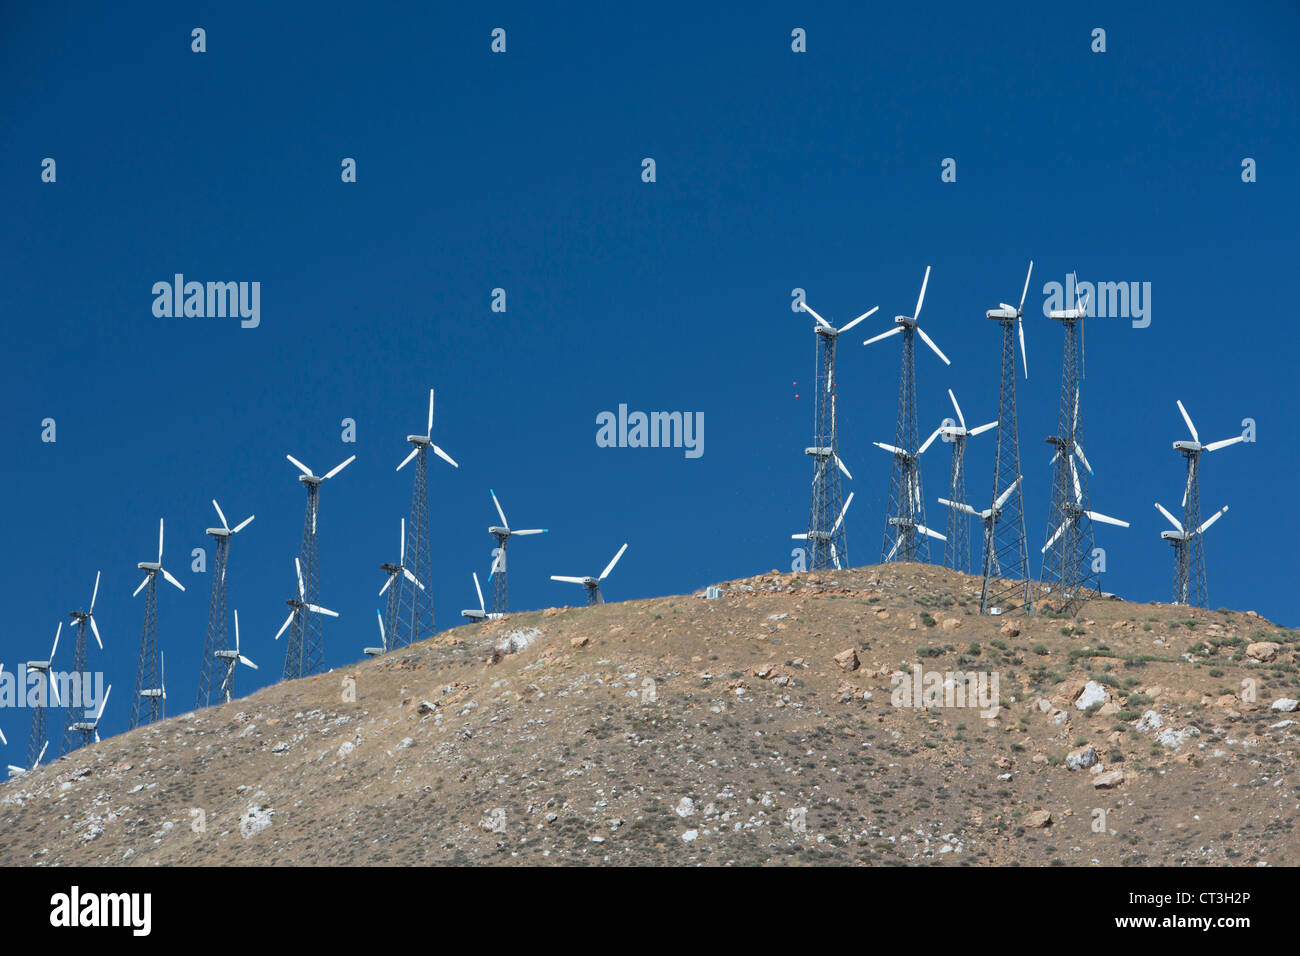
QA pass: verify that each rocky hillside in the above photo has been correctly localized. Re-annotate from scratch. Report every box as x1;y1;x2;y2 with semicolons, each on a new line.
1;564;1297;866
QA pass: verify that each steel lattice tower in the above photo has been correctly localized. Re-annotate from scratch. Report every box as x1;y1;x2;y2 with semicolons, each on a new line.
196;501;253;707
396;448;435;646
980;272;1034;615
864;267;950;564
943;432;970;572
1039;286;1127;616
795;299;875;571
62;572;102;755
380;560;402;646
196;533;230;707
284;484;323;679
804;324;849;570
490;532;509;613
129;576;163;728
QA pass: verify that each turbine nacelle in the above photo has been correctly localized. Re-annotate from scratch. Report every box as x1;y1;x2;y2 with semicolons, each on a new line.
1173;440;1202;453
137;561;161;572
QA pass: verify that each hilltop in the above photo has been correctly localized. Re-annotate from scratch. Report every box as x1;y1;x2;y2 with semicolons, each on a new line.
1;564;1297;866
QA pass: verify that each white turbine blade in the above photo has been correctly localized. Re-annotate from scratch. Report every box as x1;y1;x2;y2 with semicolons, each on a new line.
1073;441;1093;474
323;455;356;480
232;514;255;534
234;608;241;652
473;572;485;611
426;388;435;437
490;489;508;528
995;476;1022;511
834;455;852;480
400;517;407;564
402;568;426;591
37;741;49;764
8;766;25;774
240;655;258;670
1176;400;1198;443
916;524;946;541
863;326;903;347
1205;435;1244;452
162;568;185;592
1018;260;1034;313
1070;456;1081;505
158;518;165;563
830;541;839;570
133;575;151;598
999;303;1016;312
914;266;931;321
800;302;832;329
918;425;944;456
89;616;103;650
274;612;295;641
826;362;834;394
95;685;112;721
885;537;902;562
49;674;60;707
600;543;629;580
1154;502;1183;531
791;533;808;540
1087;511;1130;528
90;570;100;612
295;557;305;599
947;389;966;429
50;622;61;660
1018;317;1028;379
915;326;951;366
396;446;420;472
1042;518;1072;553
810;458;826;487
1072;388;1080;433
431;444;459;468
0;727;6;747
213;499;229;531
1197;505;1228;535
379;574;393;596
306;603;339;618
874;442;904;456
837;306;878;334
286;454;313;478
551;576;587;584
512;529;546;536
832;492;854;534
969;421;998;437
939;497;979;517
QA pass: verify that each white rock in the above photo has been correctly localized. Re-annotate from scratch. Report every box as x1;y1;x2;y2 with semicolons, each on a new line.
1270;698;1298;712
681;829;699;843
1066;745;1098;771
675;797;695;818
1155;726;1200;749
1075;681;1110;711
1135;710;1164;733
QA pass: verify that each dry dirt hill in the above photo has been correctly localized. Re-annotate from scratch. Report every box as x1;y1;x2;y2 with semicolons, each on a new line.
2;563;1297;866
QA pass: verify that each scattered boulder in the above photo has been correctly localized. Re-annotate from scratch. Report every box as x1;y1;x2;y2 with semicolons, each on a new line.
1270;698;1298;713
1247;642;1280;663
999;622;1021;638
833;648;860;672
1093;769;1126;789
1065;744;1098;771
1134;710;1164;733
1024;810;1052;828
1155;726;1200;749
570;635;589;648
675;797;695;818
1075;681;1110;711
941;618;962;632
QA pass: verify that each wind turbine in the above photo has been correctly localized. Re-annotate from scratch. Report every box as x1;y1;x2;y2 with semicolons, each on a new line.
69;685;111;745
1156;502;1229;606
24;624;61;769
130;519;183;729
198;499;254;707
62;571;104;755
980;261;1034;615
551;543;628;606
8;741;48;778
487;489;548;614
284;452;354;678
793;492;854;571
379;518;425;645
364;610;388;658
462;572;505;622
937;388;997;573
1171;400;1245;607
797;297;876;570
215;610;258;703
276;557;339;676
394;388;457;648
873;424;947;562
941;476;1022;582
864;266;951;563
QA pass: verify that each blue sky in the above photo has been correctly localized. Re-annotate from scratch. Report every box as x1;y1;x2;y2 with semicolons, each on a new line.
2;2;1297;749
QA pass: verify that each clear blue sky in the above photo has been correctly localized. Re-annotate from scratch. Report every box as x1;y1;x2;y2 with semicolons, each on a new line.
2;2;1297;749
